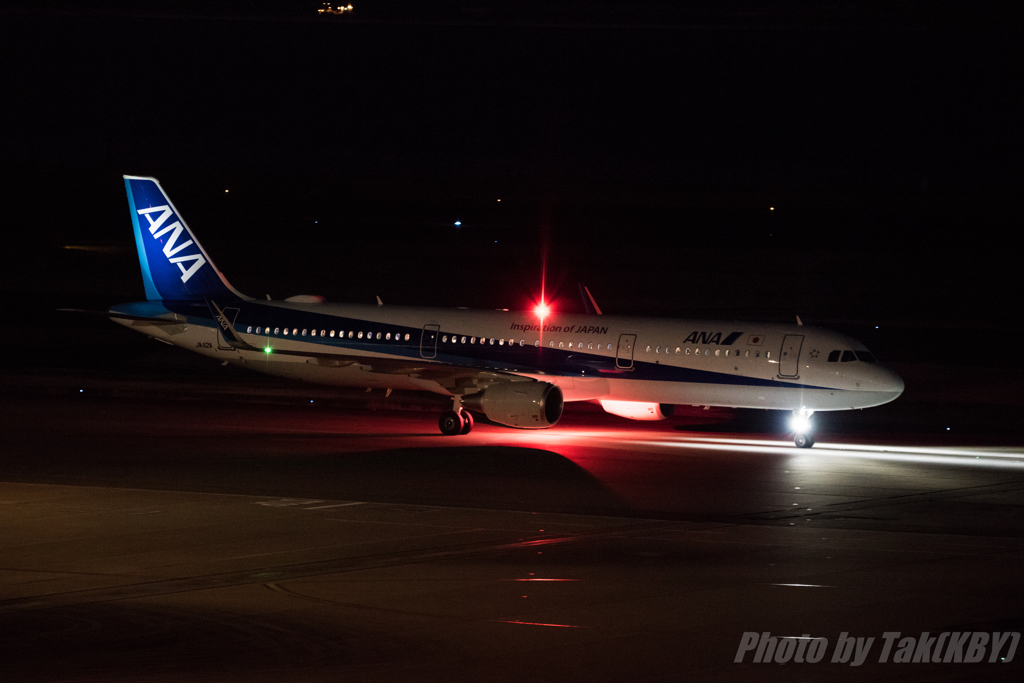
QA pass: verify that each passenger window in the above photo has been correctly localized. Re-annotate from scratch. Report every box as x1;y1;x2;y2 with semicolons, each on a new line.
828;350;840;362
534;340;540;347
302;329;307;336
587;343;593;350
388;333;393;340
549;341;555;348
283;328;289;336
330;330;335;337
520;340;525;346
675;347;680;354
685;348;690;355
320;330;325;337
499;338;505;346
348;331;353;338
247;326;253;333
254;327;260;334
460;336;466;344
376;332;381;340
274;327;280;334
559;342;564;348
655;346;660;354
715;349;720;356
766;352;770;359
842;350;857;362
568;342;573;348
645;345;651;353
404;333;410;341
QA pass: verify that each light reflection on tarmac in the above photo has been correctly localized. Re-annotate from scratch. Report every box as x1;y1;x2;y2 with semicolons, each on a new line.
1;392;1023;682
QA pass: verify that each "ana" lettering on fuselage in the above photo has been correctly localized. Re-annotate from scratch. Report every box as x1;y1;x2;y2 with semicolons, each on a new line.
682;331;743;345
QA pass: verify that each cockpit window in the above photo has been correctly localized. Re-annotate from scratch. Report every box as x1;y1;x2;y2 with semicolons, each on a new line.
828;350;841;363
841;350;857;362
855;350;877;363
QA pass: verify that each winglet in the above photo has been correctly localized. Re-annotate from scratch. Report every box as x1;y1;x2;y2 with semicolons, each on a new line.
578;284;603;315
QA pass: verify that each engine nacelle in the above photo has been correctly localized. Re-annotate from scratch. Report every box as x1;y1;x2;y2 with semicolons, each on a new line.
599;400;675;421
463;382;563;429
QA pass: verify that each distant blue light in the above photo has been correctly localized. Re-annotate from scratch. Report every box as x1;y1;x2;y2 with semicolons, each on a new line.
454;221;462;227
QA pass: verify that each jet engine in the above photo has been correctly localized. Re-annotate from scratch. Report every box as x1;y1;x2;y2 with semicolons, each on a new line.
599;400;675;421
462;381;563;429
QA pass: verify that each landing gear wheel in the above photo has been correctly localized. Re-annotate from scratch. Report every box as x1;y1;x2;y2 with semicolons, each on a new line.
459;410;474;435
794;433;815;449
439;410;465;436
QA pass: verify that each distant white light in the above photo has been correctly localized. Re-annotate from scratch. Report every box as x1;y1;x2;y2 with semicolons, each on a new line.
454;221;462;226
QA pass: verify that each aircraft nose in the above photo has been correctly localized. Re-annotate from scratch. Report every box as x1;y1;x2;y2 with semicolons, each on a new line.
879;365;905;397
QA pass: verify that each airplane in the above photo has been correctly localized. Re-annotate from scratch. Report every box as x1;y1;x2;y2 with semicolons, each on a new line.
105;175;904;447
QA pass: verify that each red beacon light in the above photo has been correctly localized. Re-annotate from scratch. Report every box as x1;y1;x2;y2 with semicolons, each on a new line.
534;302;551;319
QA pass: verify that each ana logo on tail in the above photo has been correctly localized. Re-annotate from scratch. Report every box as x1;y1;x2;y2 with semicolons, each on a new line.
136;205;207;283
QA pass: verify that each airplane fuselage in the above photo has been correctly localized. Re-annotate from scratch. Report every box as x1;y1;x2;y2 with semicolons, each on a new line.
110;298;904;413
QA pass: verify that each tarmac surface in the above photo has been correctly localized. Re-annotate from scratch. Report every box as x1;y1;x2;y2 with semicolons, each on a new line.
1;345;1023;682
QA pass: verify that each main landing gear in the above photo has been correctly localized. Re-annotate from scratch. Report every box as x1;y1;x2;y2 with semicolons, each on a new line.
439;408;474;436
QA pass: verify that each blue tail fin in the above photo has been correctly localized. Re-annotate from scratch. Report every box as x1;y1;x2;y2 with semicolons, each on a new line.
124;176;246;302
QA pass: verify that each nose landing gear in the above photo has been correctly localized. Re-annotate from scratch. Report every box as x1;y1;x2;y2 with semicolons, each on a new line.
790;408;815;448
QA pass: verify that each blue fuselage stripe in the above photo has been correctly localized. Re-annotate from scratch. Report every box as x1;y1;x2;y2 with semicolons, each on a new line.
143;300;839;392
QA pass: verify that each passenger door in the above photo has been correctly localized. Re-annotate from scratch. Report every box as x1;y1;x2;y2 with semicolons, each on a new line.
778;334;804;378
616;334;636;369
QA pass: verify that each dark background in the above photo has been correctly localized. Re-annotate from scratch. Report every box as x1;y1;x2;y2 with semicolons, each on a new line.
3;1;1022;366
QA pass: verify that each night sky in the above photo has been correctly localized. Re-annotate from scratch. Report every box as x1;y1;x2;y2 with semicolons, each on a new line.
3;1;1022;356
